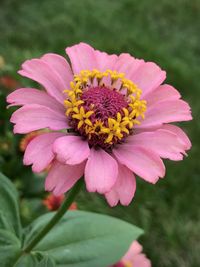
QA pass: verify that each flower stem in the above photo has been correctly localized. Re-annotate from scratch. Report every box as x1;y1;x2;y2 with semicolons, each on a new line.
23;178;83;253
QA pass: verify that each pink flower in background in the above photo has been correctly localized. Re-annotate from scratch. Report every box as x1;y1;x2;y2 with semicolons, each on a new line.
7;42;192;206
19;130;46;152
110;241;151;267
43;193;77;211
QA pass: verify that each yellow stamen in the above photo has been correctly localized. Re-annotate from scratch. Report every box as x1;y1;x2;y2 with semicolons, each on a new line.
72;106;94;129
64;69;147;145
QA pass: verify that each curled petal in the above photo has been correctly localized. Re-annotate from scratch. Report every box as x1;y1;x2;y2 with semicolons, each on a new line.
45;161;85;195
24;132;64;172
18;58;66;103
41;53;73;87
105;163;136;207
128;129;190;161
85;148;118;194
113;145;165;184
53;135;90;165
161;124;191;151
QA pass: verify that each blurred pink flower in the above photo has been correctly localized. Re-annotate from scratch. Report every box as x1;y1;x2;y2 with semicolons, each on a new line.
43;193;77;211
7;42;192;206
110;241;151;267
19;130;46;152
0;75;19;90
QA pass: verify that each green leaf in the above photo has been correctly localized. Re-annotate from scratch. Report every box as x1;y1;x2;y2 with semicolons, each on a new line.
0;172;22;238
24;211;143;267
37;255;56;267
14;253;56;267
0;229;21;267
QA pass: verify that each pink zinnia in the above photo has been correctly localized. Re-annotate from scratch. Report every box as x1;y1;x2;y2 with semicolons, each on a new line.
110;241;151;267
43;193;77;211
7;43;192;206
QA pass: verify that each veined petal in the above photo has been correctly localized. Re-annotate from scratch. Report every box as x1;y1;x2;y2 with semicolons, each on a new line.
161;124;191;151
7;88;64;113
66;42;99;74
113;145;165;184
131;62;166;97
95;50;118;71
53;135;90;165
18;58;66;104
137;99;192;129
11;104;68;134
24;132;65;172
114;53;144;80
66;42;118;73
128;129;189;161
105;163;136;207
45;161;85;195
41;53;73;87
144;84;181;106
85;148;118;194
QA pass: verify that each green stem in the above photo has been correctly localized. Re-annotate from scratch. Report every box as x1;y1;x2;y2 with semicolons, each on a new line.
23;178;83;253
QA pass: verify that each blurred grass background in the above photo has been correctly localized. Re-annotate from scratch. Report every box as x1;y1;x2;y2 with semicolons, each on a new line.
0;0;199;266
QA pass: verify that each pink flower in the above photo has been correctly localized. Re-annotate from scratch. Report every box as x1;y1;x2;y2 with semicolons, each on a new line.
110;241;151;267
7;42;192;206
43;193;77;211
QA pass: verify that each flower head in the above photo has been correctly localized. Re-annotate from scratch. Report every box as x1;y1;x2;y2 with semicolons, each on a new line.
7;42;192;206
110;241;151;267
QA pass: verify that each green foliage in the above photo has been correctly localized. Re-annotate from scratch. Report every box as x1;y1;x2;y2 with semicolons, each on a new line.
0;173;22;237
0;230;21;267
23;211;142;267
0;172;143;267
15;253;56;267
0;173;22;266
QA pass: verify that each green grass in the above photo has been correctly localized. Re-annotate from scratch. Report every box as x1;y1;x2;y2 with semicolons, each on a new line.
0;0;200;266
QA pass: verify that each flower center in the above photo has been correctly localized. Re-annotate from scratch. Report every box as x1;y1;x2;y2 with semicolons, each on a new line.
64;69;146;149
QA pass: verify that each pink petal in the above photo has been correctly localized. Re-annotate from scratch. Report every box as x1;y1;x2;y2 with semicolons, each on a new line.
161;124;191;150
53;135;90;165
122;241;151;267
144;84;181;106
130;62;166;97
41;53;73;87
95;50;118;71
105;163;136;207
24;132;64;172
113;145;165;184
131;254;152;267
138;99;192;129
18;58;66;104
114;53;144;80
123;241;143;260
11;104;68;134
66;43;99;74
7;88;64;113
45;160;85;195
66;42;118;74
128;129;189;161
85;148;118;194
